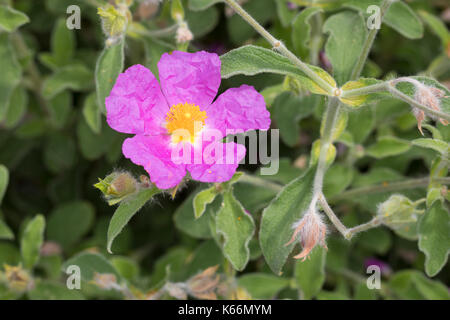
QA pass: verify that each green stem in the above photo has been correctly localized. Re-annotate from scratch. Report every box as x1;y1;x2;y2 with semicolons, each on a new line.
340;82;388;98
313;97;340;194
341;80;450;122
388;84;450;122
349;0;395;80
223;0;335;95
238;174;283;193
331;177;450;202
318;194;350;238
346;218;382;237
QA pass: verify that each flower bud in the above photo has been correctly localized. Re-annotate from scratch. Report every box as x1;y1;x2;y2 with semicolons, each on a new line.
2;264;33;293
175;23;193;44
98;4;129;40
377;194;421;231
94;171;138;205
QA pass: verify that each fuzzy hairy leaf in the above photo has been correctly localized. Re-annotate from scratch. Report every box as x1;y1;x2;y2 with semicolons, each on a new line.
216;190;255;271
260;167;316;275
95;40;125;115
220;45;336;95
107;188;161;253
418;201;450;277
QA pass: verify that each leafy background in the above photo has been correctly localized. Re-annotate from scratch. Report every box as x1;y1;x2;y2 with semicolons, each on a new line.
0;0;449;300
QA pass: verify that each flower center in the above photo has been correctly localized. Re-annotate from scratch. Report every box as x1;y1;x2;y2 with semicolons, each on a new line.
165;102;207;144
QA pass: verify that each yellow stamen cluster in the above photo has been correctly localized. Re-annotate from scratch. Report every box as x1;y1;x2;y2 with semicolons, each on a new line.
165;102;207;144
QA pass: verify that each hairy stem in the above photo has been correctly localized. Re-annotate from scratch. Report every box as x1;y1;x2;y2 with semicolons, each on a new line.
350;0;395;80
341;80;450;122
313;97;340;195
331;177;450;202
223;0;335;95
318;194;350;238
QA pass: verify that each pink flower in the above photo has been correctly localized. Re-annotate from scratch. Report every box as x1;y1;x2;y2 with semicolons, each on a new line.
105;51;271;189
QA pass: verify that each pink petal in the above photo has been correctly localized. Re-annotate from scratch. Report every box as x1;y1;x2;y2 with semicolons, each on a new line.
204;85;271;137
106;64;168;135
122;135;186;189
157;51;221;108
187;141;246;183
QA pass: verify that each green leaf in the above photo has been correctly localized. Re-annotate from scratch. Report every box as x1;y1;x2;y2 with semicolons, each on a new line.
323;11;366;85
346;107;375;144
47;201;95;250
21;215;45;270
412;138;449;155
323;164;354;198
28;281;85;300
419;10;450;50
76;117;121;161
62;252;120;282
188;0;222;11
340;78;387;107
95;39;124;114
0;33;22;121
0;164;8;205
366;136;411;159
237;273;290;299
193;186;218;219
0;5;29;32
291;7;323;60
0;219;13;240
389;270;449;300
41;18;75;68
275;0;297;27
418;201;450;277
107;187;161;253
2;85;27;129
185;5;219;38
82;93;101;134
344;0;423;40
227;0;274;45
0;242;20;266
272;92;314;147
295;246;326;299
220;45;336;96
174;188;214;239
110;256;139;281
48;91;72;129
259;167;315;275
43;135;77;174
216;190;255;271
42;64;93;99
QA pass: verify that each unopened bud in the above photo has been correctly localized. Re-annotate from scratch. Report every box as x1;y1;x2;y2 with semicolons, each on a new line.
98;4;128;39
175;23;193;44
94;171;138;205
377;195;421;231
3;264;33;292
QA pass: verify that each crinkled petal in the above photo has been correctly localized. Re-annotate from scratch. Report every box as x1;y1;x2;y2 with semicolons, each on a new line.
187;141;246;183
106;64;168;135
204;85;271;137
157;51;221;108
122;135;186;189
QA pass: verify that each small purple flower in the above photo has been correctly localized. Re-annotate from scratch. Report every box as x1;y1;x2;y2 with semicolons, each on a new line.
286;2;298;10
364;258;392;276
105;51;270;190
